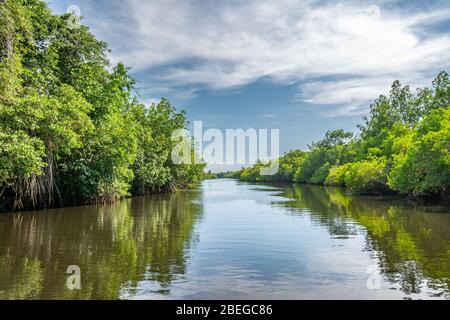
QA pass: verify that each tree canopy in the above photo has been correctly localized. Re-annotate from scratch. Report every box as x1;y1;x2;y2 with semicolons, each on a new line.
238;72;450;199
0;0;205;211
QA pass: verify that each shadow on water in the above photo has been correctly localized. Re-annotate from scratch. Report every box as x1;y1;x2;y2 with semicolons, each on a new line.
0;188;204;299
275;184;450;298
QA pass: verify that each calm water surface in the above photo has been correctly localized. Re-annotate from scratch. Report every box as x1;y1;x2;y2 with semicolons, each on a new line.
0;179;449;299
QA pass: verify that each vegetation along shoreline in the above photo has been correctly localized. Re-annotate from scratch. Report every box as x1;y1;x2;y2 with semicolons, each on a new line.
1;1;449;213
223;73;449;203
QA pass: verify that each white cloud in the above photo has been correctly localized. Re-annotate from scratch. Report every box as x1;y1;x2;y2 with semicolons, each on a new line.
85;0;450;115
298;73;430;116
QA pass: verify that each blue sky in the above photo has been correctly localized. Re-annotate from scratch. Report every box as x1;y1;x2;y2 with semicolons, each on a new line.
46;0;450;166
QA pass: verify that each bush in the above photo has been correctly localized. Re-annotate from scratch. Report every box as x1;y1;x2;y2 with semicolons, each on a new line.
294;149;325;183
325;163;351;186
310;162;332;184
344;158;389;194
388;107;450;196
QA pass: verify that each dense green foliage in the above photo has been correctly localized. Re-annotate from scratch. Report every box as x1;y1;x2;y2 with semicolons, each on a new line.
201;170;218;180
0;0;205;211
238;73;450;198
216;171;240;179
240;150;305;182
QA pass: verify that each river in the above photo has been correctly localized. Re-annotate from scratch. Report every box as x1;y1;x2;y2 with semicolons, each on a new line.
0;179;449;300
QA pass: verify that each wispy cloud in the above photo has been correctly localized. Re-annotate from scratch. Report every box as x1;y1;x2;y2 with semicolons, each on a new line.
298;73;429;116
60;0;450;115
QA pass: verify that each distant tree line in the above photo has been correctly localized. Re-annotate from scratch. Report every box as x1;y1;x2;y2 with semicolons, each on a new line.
0;0;205;211
238;72;449;199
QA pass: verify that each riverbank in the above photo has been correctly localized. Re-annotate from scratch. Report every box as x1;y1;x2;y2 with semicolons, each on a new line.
0;182;206;214
232;86;449;199
227;178;450;206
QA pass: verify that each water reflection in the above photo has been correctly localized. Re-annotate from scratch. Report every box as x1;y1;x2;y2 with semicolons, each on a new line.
0;189;203;299
0;180;449;300
276;185;450;298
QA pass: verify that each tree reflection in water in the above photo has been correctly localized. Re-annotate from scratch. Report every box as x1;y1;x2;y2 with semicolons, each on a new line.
0;188;203;299
276;184;450;298
0;182;449;300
